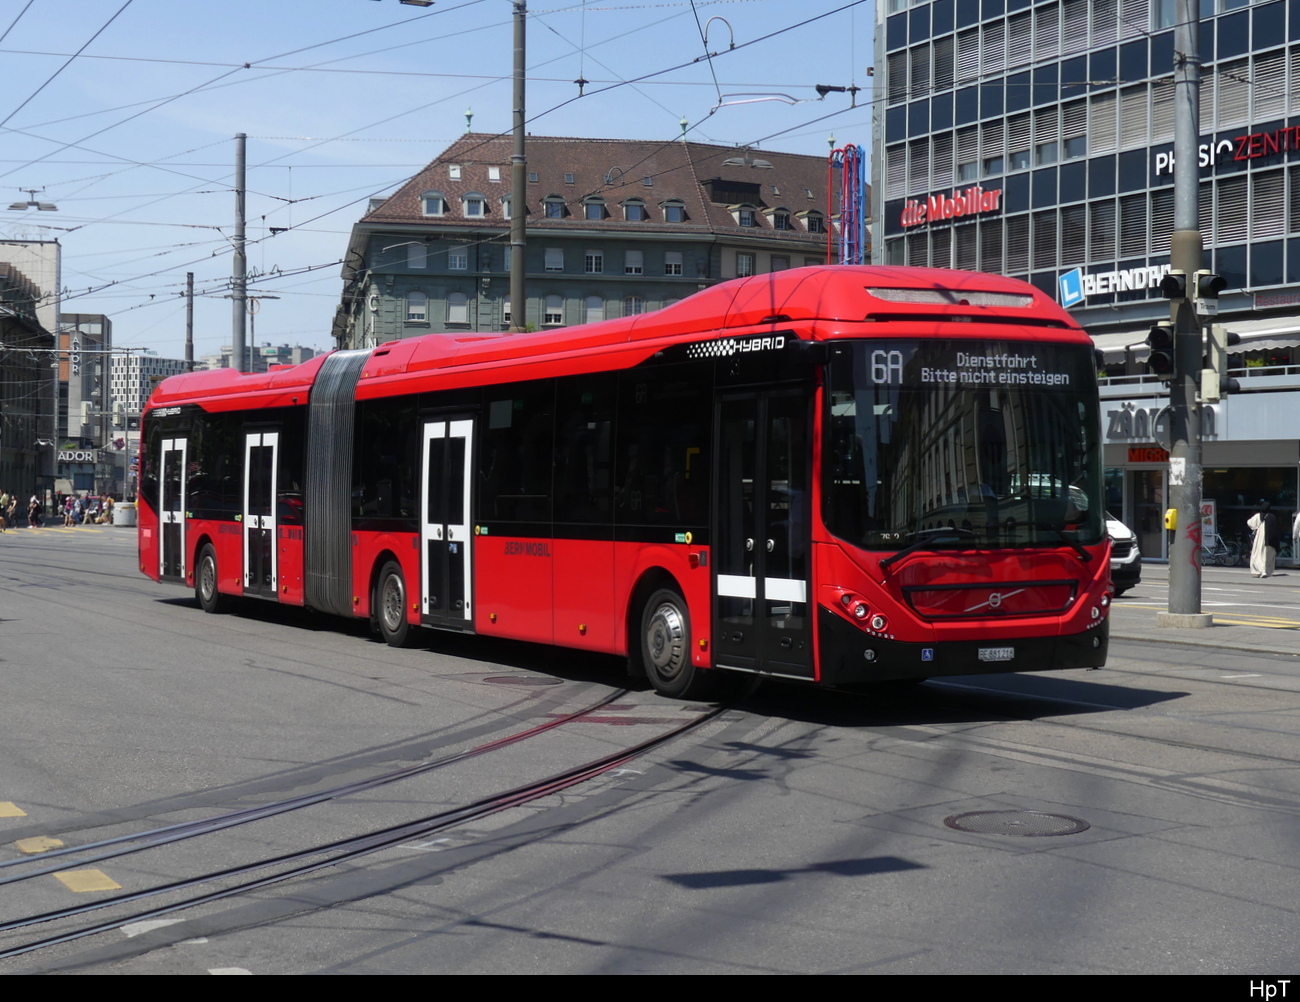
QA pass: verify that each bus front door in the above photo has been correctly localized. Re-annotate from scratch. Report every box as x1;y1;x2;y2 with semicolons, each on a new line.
160;437;188;580
243;431;279;596
714;391;813;678
421;418;474;630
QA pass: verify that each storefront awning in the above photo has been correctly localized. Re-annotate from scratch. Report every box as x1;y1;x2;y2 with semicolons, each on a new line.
1091;314;1300;361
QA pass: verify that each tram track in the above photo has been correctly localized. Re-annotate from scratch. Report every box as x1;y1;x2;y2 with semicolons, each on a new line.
0;694;725;963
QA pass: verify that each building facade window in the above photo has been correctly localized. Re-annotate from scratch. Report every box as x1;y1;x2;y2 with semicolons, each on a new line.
448;248;468;271
447;292;469;325
585;249;604;274
623;296;645;316
771;255;790;271
407;244;427;268
772;210;791;230
737;206;757;227
584;199;606;220
422;192;446;216
544;294;564;325
736;253;755;277
545;247;564;272
664;251;683;276
804;212;826;234
544;197;565;219
625;250;643;275
585;296;604;324
406;291;427;323
463;193;486;217
500;196;511;219
663;200;686;223
624;200;646;221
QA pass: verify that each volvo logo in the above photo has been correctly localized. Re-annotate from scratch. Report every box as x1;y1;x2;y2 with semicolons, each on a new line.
987;592;1003;609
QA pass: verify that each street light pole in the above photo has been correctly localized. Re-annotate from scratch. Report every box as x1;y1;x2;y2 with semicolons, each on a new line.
508;1;527;334
1159;0;1211;629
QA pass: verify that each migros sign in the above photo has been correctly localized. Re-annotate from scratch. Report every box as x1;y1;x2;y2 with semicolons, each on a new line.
900;185;1003;228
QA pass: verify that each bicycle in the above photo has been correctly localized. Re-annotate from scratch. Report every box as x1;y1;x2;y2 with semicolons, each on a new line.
1201;533;1241;567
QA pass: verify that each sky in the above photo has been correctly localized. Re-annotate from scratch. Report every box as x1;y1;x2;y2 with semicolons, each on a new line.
0;0;875;361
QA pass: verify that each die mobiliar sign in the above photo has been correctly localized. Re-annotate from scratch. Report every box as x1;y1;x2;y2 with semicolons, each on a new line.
900;185;1003;228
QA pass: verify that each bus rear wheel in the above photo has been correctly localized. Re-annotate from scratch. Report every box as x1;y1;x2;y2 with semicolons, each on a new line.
376;561;414;648
195;544;230;614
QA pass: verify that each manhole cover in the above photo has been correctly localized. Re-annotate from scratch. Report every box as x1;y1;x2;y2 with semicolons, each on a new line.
943;810;1089;837
483;675;563;686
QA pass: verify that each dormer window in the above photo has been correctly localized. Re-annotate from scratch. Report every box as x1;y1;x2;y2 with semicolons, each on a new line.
662;199;686;223
735;205;758;227
623;199;647;222
771;209;792;230
422;191;446;217
544;196;566;219
500;195;511;219
463;192;486;217
803;210;826;234
583;198;606;221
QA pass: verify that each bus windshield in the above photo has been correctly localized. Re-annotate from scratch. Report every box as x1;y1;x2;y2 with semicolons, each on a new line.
823;338;1104;551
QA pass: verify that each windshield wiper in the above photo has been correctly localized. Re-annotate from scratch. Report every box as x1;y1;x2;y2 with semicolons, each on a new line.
880;527;978;573
1024;523;1093;562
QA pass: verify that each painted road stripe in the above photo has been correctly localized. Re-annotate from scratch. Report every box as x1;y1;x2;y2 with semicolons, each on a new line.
14;836;63;854
209;968;252;975
1220;673;1263;678
121;919;208;944
54;869;122;892
0;803;27;818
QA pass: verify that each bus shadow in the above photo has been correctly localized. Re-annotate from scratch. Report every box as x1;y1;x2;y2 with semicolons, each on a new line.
156;596;1181;720
734;671;1186;728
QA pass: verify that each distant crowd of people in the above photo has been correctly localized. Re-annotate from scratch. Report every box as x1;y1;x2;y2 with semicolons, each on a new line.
0;490;117;530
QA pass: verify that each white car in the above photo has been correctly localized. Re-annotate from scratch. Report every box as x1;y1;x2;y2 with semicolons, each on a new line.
1107;513;1141;595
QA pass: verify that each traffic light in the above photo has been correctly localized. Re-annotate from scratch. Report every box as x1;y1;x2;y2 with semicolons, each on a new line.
1201;323;1241;401
1146;323;1175;378
1193;271;1228;317
1158;270;1188;300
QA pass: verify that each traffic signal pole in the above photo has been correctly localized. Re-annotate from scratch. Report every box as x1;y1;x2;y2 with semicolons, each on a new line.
1160;0;1212;628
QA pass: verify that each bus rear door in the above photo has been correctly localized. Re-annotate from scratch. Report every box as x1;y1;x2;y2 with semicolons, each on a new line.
421;417;474;630
243;430;278;596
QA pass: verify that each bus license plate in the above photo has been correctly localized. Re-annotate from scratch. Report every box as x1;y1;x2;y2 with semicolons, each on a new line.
978;647;1014;662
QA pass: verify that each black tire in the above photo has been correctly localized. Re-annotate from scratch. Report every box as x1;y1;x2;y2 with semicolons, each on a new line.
1113;585;1131;596
640;587;716;700
195;544;230;614
376;561;414;648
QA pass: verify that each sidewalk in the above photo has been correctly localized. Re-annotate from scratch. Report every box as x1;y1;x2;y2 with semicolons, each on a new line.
1109;561;1300;658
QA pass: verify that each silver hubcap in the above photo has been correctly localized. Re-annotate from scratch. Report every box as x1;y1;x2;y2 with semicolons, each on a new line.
382;575;404;631
646;601;686;680
200;557;215;600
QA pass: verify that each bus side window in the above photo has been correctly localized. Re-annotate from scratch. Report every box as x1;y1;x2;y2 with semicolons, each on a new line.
554;375;614;525
479;383;554;524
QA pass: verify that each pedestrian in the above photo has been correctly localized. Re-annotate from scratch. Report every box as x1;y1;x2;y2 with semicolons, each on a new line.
1248;500;1280;578
26;494;40;528
1293;508;1300;568
0;490;8;531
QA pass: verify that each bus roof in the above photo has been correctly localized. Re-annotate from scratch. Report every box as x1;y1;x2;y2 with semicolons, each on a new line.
146;266;1087;410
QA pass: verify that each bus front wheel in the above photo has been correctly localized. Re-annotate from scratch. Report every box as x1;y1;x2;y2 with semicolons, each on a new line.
376;561;414;648
195;544;230;614
640;588;711;700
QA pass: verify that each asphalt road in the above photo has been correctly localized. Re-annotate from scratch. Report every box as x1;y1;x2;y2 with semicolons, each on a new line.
1;525;1297;975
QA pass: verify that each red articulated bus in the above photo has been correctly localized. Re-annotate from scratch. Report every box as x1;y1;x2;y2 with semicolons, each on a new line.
138;265;1110;698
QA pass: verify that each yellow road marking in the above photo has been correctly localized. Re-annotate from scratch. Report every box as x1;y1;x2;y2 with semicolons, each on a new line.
55;869;121;892
14;836;63;854
1118;604;1300;628
0;802;27;818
